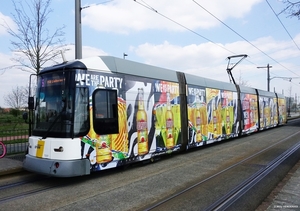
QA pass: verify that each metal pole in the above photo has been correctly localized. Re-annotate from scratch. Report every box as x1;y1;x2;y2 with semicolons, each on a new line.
28;74;37;137
288;86;292;117
75;0;82;59
267;64;270;92
257;64;272;92
295;93;297;112
288;97;291;117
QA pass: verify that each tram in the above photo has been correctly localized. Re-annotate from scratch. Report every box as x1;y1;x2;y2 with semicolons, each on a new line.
23;56;287;177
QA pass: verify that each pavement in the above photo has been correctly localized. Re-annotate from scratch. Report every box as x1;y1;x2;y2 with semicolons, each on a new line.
0;155;24;176
258;160;300;210
0;112;299;209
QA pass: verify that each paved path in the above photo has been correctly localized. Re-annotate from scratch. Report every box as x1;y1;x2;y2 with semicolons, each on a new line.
0;156;23;176
257;160;300;210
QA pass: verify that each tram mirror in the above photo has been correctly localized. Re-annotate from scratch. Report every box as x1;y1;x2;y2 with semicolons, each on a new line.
61;90;66;102
28;97;34;110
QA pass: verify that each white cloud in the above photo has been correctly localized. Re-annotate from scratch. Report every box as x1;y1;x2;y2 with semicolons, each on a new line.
0;45;108;107
0;54;32;108
131;33;300;91
82;0;263;33
54;44;108;63
0;12;17;36
132;41;231;76
1;0;299;108
1;32;298;107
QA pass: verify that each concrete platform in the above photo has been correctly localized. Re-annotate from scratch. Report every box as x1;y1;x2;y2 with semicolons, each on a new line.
0;156;23;176
257;160;300;210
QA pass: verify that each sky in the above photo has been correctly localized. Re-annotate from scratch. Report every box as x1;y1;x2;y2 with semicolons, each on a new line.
0;0;300;107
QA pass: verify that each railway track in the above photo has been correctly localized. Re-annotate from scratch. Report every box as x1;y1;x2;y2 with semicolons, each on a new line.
209;142;300;210
137;120;300;211
0;119;299;210
0;173;58;204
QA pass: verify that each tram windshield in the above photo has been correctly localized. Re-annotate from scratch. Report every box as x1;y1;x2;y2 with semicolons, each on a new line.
33;70;89;138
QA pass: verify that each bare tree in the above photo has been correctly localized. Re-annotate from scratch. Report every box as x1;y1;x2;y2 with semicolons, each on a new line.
237;70;250;86
1;0;66;74
4;86;28;109
280;1;300;19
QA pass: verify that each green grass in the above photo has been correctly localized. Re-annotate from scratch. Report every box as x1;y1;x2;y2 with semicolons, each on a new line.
0;113;29;138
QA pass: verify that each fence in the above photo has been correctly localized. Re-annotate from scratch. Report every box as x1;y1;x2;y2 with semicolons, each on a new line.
0;129;28;155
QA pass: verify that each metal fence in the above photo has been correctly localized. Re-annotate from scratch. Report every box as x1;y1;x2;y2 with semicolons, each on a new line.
0;129;28;155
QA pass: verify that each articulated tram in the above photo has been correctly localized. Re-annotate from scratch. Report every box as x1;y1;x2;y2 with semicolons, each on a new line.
23;56;287;177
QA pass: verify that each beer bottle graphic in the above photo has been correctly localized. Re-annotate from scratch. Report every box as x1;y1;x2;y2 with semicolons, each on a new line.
165;92;175;149
213;103;218;137
195;95;202;142
136;88;149;155
225;107;231;135
243;97;251;130
96;135;112;164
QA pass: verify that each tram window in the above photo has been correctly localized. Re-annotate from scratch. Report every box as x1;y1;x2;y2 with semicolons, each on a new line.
92;89;119;135
74;87;89;136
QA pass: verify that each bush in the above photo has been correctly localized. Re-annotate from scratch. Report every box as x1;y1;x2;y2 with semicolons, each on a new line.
10;108;21;117
0;112;28;131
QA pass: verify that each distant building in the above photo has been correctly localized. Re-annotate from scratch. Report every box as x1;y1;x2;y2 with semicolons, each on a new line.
0;108;11;114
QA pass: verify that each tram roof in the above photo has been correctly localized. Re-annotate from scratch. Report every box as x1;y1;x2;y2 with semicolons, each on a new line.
41;56;285;97
83;56;179;82
257;89;277;98
88;56;238;92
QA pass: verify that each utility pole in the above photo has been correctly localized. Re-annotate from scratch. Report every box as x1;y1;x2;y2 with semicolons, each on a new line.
257;64;272;91
295;93;297;112
288;86;292;117
75;0;82;59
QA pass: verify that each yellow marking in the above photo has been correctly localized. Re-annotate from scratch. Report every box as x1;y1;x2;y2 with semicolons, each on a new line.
36;140;45;158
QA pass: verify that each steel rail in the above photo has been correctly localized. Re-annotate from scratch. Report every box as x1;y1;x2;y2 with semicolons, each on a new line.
0;185;60;204
0;175;60;204
0;174;49;191
142;130;300;211
205;141;300;211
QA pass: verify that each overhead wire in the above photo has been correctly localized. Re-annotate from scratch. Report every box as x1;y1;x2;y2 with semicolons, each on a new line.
133;0;284;84
267;0;300;87
265;0;300;84
133;0;279;86
133;0;242;60
133;0;291;78
134;0;278;87
266;0;300;51
192;0;300;78
133;0;300;87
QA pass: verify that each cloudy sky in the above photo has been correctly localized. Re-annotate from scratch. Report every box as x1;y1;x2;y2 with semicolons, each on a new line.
1;0;300;107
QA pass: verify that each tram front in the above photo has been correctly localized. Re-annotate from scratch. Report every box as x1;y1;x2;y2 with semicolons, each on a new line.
23;61;91;177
